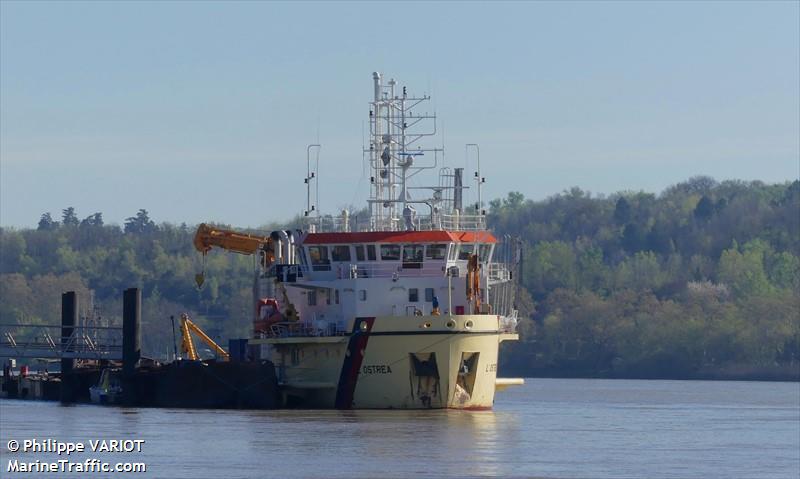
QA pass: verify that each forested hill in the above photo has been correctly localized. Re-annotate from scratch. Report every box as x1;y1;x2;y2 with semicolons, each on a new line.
1;176;798;379
490;177;799;379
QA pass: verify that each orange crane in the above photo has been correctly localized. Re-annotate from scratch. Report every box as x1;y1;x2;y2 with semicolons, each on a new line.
192;223;275;287
191;223;300;325
179;313;230;361
193;223;274;256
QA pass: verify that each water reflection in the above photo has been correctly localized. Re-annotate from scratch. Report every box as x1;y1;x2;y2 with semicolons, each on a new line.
222;408;515;477
1;380;797;479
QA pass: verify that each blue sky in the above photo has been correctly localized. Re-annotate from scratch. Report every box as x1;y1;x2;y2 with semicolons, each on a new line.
1;1;798;228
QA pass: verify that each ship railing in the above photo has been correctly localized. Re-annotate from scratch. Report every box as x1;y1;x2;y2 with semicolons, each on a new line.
0;323;123;360
499;311;519;333
343;262;445;279
304;212;486;233
299;263;445;279
487;263;513;283
263;320;349;338
437;213;486;231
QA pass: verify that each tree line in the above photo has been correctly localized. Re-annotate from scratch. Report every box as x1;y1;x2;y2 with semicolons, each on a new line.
1;209;256;358
0;176;798;378
492;176;799;379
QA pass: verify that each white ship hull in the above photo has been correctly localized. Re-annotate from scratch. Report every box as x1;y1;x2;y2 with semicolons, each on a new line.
254;314;521;409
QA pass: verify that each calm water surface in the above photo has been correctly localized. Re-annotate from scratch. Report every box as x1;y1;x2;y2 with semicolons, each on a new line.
1;379;798;478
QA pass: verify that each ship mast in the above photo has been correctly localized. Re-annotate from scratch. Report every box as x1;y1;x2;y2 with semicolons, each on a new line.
366;72;442;231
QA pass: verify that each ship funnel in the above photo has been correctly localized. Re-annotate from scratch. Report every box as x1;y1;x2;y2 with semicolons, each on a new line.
341;209;350;233
373;72;382;101
454;168;464;212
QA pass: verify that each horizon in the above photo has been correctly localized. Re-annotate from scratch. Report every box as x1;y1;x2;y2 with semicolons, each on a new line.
2;1;799;228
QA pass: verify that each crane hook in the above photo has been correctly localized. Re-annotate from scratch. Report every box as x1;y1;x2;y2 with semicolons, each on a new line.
195;253;207;289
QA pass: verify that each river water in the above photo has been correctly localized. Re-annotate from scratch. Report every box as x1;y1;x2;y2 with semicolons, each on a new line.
1;379;798;478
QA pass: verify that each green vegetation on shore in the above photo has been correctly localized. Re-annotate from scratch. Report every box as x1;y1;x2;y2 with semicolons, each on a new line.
1;177;798;379
493;177;799;380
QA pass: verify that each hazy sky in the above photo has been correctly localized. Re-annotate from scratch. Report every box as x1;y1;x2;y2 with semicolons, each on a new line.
2;1;798;228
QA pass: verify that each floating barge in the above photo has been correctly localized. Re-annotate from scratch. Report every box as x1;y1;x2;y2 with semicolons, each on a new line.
1;289;281;409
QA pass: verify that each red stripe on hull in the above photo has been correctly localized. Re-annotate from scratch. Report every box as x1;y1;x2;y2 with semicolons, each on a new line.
334;317;375;409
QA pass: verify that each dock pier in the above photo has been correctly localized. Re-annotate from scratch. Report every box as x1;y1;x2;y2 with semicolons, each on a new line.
1;289;280;409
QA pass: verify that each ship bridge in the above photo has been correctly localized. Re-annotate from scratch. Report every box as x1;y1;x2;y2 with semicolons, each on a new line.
296;230;496;280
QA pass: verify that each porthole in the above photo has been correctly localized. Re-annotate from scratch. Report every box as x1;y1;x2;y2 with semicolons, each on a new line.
464;320;474;330
445;320;456;329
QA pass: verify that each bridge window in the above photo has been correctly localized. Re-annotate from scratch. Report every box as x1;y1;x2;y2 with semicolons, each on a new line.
426;244;447;260
308;246;331;271
402;245;424;268
354;245;377;261
458;244;474;261
380;244;401;261
331;245;351;262
478;244;492;262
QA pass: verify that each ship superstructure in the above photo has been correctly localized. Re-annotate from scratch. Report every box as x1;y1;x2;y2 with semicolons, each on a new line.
196;73;523;409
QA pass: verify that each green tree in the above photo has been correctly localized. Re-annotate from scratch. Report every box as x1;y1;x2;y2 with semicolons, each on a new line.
693;195;714;221
62;207;79;227
37;213;58;231
525;241;577;295
0;230;27;273
80;212;104;228
615;251;664;291
766;251;800;291
124;209;156;234
622;223;645;253
718;241;772;296
614;196;632;224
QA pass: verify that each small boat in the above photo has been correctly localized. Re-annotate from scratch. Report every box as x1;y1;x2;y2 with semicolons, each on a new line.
89;368;122;405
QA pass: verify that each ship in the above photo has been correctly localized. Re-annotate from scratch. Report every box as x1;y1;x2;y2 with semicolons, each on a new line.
193;72;524;409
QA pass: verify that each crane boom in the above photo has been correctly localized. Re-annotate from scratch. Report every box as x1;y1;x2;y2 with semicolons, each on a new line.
193;223;273;256
179;313;230;361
